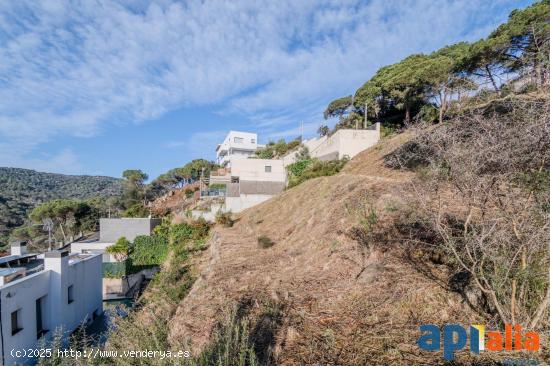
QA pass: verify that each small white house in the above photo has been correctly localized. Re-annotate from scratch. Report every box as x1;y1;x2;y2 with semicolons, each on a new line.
0;241;102;366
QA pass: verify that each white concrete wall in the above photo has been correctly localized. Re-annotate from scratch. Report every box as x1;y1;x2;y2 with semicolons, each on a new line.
99;218;161;243
230;159;286;183
225;194;274;213
0;253;103;366
283;126;380;165
0;271;51;366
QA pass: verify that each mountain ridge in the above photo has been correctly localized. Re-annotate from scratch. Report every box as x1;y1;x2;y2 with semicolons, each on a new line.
0;167;123;247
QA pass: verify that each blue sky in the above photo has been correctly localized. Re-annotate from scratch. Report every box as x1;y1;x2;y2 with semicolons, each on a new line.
0;0;535;180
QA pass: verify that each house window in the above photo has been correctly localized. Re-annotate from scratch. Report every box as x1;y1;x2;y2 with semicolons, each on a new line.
68;285;74;304
11;309;22;335
265;166;272;173
251;138;256;143
234;137;244;143
36;296;48;339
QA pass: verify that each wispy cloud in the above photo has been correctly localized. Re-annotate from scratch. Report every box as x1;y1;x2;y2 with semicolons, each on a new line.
0;0;529;173
164;130;227;161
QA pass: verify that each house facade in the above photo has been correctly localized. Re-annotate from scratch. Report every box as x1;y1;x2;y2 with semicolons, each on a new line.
215;131;263;166
0;242;102;366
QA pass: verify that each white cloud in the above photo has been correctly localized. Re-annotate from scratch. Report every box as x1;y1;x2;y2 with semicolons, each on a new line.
0;0;530;172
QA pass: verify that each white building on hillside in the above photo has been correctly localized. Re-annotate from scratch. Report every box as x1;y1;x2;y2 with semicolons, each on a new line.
283;123;381;165
216;131;264;166
0;241;102;366
202;125;381;215
208;158;287;213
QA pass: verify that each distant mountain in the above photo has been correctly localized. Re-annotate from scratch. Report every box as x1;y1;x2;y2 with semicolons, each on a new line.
0;167;123;246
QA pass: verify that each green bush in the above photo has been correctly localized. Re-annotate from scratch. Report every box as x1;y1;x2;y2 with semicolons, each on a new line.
257;235;275;248
122;203;149;218
287;158;349;188
169;219;212;246
130;235;169;266
106;237;131;261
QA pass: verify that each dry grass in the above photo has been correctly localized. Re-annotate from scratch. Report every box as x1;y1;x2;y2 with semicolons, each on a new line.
162;129;520;365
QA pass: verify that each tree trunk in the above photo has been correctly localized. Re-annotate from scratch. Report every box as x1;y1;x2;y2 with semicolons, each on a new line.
486;65;498;91
438;90;446;124
405;105;411;124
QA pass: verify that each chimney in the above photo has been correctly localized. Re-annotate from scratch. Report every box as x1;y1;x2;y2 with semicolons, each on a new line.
44;250;70;328
10;241;28;256
44;250;70;274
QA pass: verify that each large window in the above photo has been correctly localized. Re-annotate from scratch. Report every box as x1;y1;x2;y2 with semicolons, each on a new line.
68;285;74;304
234;137;244;143
11;309;22;335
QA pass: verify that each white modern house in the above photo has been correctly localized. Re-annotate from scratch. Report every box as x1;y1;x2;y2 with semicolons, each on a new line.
216;131;264;166
200;125;381;215
208;158;287;213
70;218;161;298
0;241;102;366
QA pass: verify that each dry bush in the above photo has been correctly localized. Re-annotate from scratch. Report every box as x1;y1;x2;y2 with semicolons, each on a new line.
388;96;550;328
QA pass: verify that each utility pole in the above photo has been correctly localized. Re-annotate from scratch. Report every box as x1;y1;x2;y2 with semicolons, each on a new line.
300;121;304;142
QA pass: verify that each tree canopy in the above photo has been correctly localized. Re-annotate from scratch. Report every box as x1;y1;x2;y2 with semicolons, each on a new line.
325;0;549;128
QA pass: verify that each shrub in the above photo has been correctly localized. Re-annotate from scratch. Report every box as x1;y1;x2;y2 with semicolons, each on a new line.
122;203;149;218
194;310;259;366
106;237;131;261
257;235;275;248
130;235;169;266
287;158;349;188
169;219;211;246
216;211;234;227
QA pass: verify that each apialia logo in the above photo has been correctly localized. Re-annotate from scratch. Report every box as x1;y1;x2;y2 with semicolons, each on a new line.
417;324;540;361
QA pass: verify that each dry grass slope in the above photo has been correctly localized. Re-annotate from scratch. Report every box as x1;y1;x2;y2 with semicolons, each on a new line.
165;130;522;365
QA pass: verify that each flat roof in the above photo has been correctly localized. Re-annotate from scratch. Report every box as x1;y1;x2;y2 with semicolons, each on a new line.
0;253;39;266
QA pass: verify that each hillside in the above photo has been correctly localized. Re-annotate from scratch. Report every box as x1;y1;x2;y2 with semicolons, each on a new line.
0;167;123;246
103;94;548;366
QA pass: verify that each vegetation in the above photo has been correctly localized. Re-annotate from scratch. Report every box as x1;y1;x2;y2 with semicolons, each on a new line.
216;211;234;227
106;236;131;261
150;159;217;197
131;235;170;266
286;158;349;188
0;167;122;249
254;139;301;159
325;0;550;129
103;219;212;363
387;97;550;328
257;235;275;248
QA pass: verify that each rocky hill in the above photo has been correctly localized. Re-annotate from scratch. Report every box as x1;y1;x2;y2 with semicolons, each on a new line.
0;167;123;246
